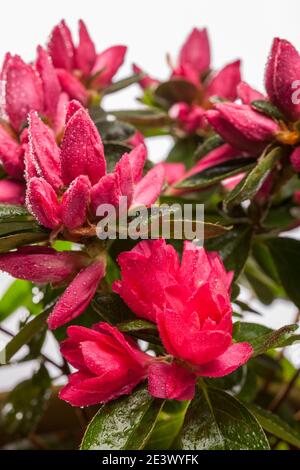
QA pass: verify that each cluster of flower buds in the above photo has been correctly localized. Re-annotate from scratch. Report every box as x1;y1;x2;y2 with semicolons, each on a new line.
59;240;252;406
134;27;241;133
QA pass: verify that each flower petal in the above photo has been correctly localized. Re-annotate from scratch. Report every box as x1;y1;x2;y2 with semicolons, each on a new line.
196;342;253;377
91;45;127;89
56;69;89;106
60;107;106;185
61;175;91;229
26;176;61;229
207;60;241;101
47;258;106;329
178;27;210;74
148;361;196;400
131;163;165;208
35;46;61;121
47;20;75;72
75;20;96;76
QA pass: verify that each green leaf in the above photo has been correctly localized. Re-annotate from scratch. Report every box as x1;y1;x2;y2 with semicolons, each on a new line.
0;231;49;253
0;364;51;436
194;134;224;161
2;310;49;362
205;225;253;279
92;293;135;324
154;79;199;107
245;404;300;448
176;157;255;189
146;401;189;450
264;237;300;309
224;147;283;209
111;109;170;128
95;119;135;142
81;386;164;450
178;387;269;450
166;137;199;168
0;280;41;321
234;323;299;356
0;204;32;221
103;142;132;172
103;73;145;95
251;100;284;120
117;319;160;345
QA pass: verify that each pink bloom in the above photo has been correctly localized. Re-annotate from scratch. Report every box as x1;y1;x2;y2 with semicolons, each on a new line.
169;102;204;133
265;38;300;121
91;144;164;211
114;239;252;400
59;323;150;407
25;103;164;232
132;64;159;90
48;20;127;95
0;179;25;204
113;239;180;322
47;258;106;330
206;103;280;153
178;27;211;76
0;246;89;284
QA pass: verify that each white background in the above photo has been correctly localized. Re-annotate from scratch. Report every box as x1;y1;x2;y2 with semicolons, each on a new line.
0;0;300;390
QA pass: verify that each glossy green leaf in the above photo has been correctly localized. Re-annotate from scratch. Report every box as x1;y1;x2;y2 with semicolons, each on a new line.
245;403;300;448
224;147;283;209
0;364;51;436
235;323;299;357
178;387;269;450
95;119;135;142
103;142;132;172
111;109;170;128
205;225;253;278
0;231;49;253
92;293;135;324
146;401;189;450
0;280;41;321
194;134;224;161
166;137;199;168
264;237;300;309
103;73;144;95
176;157;255;189
251;100;284;120
2;310;49;362
81;386;164;450
154;79;199;107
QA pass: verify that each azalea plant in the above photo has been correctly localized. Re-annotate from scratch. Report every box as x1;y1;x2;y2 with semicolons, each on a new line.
0;20;300;451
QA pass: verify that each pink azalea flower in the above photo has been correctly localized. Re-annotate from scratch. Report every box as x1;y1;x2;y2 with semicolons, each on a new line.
114;239;252;400
265;38;300;121
169;102;205;133
25;102;165;231
0;247;90;284
59;323;151;406
206;103;280;153
48;19;127;97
